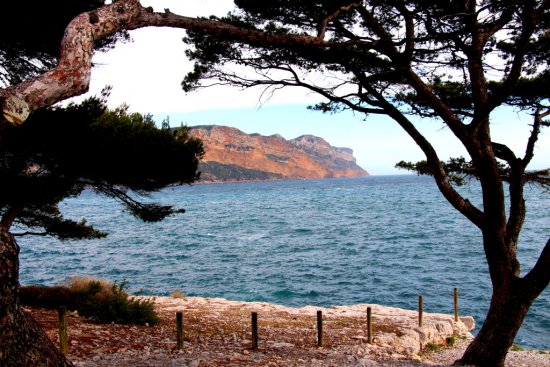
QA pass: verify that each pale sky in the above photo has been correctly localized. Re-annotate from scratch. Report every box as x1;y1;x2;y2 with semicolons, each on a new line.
71;0;550;175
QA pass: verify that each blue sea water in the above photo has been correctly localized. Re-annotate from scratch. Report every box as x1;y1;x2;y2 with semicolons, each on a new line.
18;175;549;350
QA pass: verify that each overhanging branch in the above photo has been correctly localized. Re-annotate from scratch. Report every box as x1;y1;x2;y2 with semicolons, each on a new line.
351;69;485;227
0;0;332;128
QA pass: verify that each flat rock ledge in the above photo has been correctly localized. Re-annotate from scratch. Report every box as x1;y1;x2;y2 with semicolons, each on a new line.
156;296;475;359
27;296;549;367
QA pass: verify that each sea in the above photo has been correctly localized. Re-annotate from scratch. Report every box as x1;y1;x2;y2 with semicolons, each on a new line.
17;175;549;350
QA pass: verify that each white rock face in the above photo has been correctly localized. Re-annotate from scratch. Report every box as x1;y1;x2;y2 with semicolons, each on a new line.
460;316;476;330
322;303;475;358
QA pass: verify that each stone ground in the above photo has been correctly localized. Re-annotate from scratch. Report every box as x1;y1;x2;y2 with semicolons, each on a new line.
27;296;549;367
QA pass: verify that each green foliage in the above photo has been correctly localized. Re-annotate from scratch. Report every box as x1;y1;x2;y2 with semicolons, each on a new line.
395;80;475;118
79;281;159;325
395;157;476;186
511;344;525;352
15;207;107;240
396;157;550;189
234;0;358;34
424;342;440;352
19;278;158;325
423;336;457;353
395;160;433;176
446;335;457;346
0;91;204;239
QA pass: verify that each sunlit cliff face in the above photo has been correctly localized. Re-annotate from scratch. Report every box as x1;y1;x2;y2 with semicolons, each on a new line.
190;125;368;181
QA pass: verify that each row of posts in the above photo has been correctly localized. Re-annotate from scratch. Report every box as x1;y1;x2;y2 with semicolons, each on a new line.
418;288;460;328
57;288;460;354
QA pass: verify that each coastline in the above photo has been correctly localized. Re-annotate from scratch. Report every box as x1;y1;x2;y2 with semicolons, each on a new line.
194;174;370;185
26;296;549;366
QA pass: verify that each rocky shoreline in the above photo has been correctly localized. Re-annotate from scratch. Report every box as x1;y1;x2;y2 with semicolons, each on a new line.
28;296;549;367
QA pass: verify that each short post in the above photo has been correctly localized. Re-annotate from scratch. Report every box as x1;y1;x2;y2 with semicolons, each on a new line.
418;295;423;327
454;288;459;322
58;306;68;355
367;307;373;344
251;312;258;349
317;310;323;347
176;312;184;350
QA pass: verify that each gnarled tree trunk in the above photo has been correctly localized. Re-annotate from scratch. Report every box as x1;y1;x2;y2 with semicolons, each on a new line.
0;229;73;367
456;227;549;367
457;282;535;367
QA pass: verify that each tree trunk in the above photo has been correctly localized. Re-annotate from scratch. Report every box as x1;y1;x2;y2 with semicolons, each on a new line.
457;281;534;367
0;229;73;367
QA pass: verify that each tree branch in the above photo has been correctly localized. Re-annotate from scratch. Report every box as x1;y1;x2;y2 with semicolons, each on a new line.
207;62;388;115
92;182;184;222
355;5;400;58
482;2;540;120
2;0;140;125
523;237;550;297
351;70;485;227
0;206;23;232
523;106;548;166
491;142;525;275
492;142;517;165
12;231;48;237
394;2;414;61
0;0;331;128
317;2;362;40
356;5;474;151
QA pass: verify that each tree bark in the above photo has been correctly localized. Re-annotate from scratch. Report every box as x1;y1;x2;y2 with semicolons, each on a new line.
458;291;533;366
457;274;537;367
0;229;73;367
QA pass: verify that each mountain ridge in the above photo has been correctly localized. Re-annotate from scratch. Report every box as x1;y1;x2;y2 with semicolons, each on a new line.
189;125;368;182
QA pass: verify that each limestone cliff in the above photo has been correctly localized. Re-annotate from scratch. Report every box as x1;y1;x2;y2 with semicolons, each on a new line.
189;125;369;182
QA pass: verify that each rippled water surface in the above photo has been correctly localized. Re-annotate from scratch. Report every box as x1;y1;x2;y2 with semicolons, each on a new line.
19;175;549;349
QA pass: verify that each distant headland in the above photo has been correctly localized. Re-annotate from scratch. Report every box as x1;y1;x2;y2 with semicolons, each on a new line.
189;125;369;183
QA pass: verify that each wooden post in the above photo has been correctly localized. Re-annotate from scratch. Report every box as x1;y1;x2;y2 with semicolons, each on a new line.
317;310;323;347
367;307;373;344
176;312;184;350
58;306;68;355
418;295;423;327
251;312;258;349
454;288;459;322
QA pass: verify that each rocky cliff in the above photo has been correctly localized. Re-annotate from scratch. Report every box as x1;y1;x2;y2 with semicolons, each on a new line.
189;125;369;182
